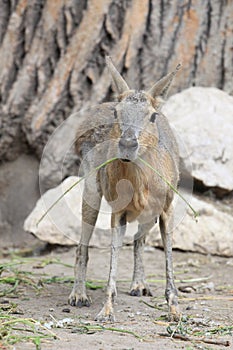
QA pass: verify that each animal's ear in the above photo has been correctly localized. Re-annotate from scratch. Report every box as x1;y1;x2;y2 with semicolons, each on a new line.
147;64;181;104
106;56;129;94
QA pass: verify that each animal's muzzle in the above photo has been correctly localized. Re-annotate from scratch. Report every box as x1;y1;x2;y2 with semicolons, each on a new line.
119;128;138;150
118;128;139;162
119;137;138;149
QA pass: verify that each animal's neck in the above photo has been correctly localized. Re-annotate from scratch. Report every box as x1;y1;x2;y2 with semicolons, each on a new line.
103;159;149;215
107;159;145;184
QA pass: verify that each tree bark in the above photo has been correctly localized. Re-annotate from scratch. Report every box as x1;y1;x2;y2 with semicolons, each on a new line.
0;0;232;161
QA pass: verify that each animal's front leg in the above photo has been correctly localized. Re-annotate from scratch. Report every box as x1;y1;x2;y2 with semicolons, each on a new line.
95;212;126;322
69;242;90;307
130;222;154;297
160;206;180;321
69;189;101;308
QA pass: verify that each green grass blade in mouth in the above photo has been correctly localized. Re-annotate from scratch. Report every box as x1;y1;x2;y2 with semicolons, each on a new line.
137;156;198;220
37;155;198;225
36;157;118;226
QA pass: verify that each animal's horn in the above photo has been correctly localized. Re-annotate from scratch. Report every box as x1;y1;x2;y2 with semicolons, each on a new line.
106;56;130;94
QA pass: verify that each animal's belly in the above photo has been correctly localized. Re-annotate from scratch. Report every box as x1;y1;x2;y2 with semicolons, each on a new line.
103;180;148;216
126;197;165;223
103;181;166;223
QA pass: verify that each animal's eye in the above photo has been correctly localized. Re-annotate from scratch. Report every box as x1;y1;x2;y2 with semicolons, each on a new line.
150;112;158;123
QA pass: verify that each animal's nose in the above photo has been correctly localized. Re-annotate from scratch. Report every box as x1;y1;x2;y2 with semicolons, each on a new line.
119;128;138;149
119;137;138;149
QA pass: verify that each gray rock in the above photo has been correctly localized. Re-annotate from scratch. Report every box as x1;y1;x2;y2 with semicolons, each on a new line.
24;176;82;246
39;113;80;192
148;195;233;257
24;176;137;247
163;87;233;192
38;102;117;192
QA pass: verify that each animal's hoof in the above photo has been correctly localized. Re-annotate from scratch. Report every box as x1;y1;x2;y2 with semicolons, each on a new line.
95;305;115;323
130;288;141;296
68;291;91;307
168;305;181;322
130;282;152;297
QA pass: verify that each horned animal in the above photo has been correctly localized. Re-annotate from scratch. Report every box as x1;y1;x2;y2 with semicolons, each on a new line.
69;57;180;322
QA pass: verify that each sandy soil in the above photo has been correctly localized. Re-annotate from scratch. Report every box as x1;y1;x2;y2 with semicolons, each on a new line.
1;245;233;350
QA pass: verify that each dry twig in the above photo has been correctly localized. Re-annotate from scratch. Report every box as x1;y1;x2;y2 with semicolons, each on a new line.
158;332;230;347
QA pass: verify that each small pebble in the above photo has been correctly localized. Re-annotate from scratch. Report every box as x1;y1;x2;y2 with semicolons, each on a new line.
186;305;193;310
62;308;71;313
178;285;195;293
202;308;210;312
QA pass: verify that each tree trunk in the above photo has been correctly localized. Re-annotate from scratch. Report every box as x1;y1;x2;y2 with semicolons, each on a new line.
0;0;232;161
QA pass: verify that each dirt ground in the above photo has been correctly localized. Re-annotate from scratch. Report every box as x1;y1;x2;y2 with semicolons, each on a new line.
1;243;233;350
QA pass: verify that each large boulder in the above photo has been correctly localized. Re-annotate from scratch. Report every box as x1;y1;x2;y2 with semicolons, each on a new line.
163;87;233;193
38;103;117;191
24;176;233;257
24;177;83;246
148;196;233;257
24;176;138;247
38;113;80;192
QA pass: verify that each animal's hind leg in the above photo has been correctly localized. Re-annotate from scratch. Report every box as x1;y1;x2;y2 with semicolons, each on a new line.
130;221;154;297
160;205;180;321
69;185;101;307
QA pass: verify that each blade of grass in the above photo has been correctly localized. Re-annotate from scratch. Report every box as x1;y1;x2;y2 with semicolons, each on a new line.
37;155;198;226
1;316;58;338
101;325;143;339
193;325;233;336
72;323;143;340
137;156;198;220
0;273;40;295
36;157;118;226
140;299;166;311
39;276;103;290
176;276;212;283
33;257;73;269
0;280;19;297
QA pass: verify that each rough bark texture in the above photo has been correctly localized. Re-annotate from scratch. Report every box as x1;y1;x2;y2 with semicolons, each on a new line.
0;0;232;161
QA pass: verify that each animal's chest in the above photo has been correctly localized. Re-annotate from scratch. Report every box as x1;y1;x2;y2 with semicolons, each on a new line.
99;161;166;222
99;161;146;213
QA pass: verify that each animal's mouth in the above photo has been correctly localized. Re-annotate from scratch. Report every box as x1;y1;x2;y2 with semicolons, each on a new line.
120;158;131;163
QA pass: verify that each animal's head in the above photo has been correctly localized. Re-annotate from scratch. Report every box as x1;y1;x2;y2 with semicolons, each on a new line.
106;56;181;162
